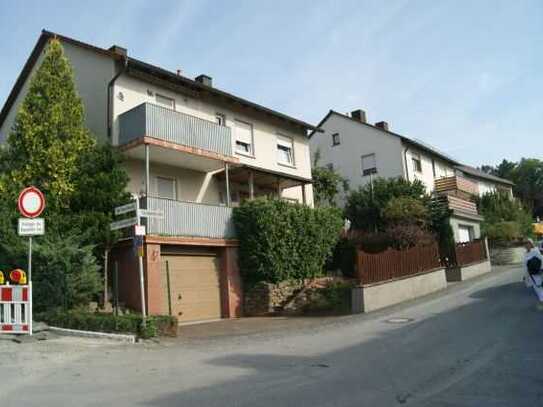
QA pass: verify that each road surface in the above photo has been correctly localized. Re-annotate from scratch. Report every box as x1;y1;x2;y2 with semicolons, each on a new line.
1;266;542;406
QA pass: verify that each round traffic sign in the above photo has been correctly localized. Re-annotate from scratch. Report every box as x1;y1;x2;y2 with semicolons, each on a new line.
18;186;45;218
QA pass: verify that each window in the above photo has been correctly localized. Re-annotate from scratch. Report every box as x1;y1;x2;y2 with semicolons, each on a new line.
332;133;340;146
458;225;474;242
216;113;226;126
276;135;294;165
156;176;176;200
156;94;175;110
361;153;377;176
235;120;254;156
326;163;334;171
412;153;422;173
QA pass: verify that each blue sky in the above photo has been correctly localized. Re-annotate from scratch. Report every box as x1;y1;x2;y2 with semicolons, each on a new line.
1;0;541;166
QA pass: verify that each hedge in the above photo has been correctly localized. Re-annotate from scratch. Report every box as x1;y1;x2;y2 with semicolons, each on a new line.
38;309;178;338
233;198;343;287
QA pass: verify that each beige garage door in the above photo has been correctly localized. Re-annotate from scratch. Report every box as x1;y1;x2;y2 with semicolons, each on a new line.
161;254;222;323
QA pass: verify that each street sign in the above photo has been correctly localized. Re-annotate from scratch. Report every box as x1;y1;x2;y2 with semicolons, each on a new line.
134;225;146;236
18;186;45;218
18;218;45;236
114;202;137;216
139;209;164;219
110;217;138;231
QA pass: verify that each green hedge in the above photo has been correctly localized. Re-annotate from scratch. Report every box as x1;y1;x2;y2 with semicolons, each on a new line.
38;309;178;338
233;198;343;287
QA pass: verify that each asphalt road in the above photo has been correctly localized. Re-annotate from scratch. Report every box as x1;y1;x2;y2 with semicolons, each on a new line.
1;266;542;406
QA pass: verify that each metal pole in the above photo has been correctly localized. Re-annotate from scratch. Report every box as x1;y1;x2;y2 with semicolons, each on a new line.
248;170;254;200
136;197;147;326
104;249;109;305
145;143;150;198
225;163;231;207
28;236;32;336
114;261;119;318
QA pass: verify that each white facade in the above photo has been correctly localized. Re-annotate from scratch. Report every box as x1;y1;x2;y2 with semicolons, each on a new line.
1;35;314;211
309;111;457;203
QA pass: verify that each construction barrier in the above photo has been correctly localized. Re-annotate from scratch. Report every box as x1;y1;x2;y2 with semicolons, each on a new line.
0;284;32;334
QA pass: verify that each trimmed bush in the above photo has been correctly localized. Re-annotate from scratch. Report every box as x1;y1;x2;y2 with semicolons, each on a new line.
233;198;343;287
38;309;178;338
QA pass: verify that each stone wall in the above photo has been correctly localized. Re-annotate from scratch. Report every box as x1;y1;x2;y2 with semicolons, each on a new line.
244;278;352;316
490;246;525;265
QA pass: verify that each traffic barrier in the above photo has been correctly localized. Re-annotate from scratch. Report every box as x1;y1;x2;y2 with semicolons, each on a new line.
0;284;31;334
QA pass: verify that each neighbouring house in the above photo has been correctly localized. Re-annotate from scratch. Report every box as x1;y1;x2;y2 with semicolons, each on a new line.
309;109;512;243
0;31;315;323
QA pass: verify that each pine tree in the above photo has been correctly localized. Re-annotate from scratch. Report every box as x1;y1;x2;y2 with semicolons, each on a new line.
0;38;95;211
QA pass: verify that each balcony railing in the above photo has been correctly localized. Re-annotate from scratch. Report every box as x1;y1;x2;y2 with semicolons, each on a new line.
141;197;236;239
434;176;479;196
118;103;233;157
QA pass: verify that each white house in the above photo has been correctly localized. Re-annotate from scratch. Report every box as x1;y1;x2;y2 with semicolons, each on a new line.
0;31;316;323
309;109;513;243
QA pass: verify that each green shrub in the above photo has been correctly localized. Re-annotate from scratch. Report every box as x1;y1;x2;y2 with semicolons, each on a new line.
382;196;429;226
233;198;343;287
38;309;177;338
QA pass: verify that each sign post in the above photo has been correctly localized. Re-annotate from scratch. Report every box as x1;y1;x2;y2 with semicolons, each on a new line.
111;197;163;329
17;186;46;336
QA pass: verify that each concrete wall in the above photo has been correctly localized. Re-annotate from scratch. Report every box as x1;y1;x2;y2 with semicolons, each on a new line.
354;268;447;312
0;40;115;143
446;259;491;282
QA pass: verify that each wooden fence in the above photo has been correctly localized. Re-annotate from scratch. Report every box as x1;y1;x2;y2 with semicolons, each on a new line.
454;239;488;266
356;243;442;285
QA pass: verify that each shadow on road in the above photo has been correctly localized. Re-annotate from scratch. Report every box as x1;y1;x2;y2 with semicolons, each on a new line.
146;280;543;407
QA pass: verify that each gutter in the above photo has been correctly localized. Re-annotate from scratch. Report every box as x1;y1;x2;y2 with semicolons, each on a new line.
107;56;128;141
403;146;410;182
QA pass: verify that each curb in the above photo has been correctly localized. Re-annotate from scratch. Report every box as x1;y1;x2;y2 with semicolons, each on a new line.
48;326;136;344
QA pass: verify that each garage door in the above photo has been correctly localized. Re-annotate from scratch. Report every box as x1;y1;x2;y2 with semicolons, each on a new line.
161;254;222;323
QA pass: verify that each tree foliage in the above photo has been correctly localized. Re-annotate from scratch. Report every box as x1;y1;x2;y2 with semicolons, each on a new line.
482;158;543;217
233;199;343;286
311;149;348;207
0;39;130;309
344;177;428;231
477;191;533;243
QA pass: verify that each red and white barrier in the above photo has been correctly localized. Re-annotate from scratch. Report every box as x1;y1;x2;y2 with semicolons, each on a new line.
0;284;32;334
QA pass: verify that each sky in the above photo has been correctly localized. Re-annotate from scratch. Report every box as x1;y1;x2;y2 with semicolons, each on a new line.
0;0;541;166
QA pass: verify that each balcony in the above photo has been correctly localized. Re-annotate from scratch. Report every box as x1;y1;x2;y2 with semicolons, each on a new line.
141;197;236;239
118;103;237;172
434;176;479;197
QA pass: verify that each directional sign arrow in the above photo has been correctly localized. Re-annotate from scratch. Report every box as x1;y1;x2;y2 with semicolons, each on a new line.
114;202;137;216
139;209;164;219
110;217;138;231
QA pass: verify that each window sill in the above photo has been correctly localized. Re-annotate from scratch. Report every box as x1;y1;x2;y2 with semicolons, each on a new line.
235;151;255;159
277;162;296;169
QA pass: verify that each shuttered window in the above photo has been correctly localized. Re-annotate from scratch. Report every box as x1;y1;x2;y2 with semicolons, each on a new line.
157;176;176;200
277;135;294;165
235;120;254;156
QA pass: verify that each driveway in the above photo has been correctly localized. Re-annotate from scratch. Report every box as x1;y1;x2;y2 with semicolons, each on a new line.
1;265;541;406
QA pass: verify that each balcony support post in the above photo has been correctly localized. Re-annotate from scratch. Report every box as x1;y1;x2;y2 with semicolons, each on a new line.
276;177;282;199
145;143;150;199
248;170;255;200
225;162;231;207
301;183;307;205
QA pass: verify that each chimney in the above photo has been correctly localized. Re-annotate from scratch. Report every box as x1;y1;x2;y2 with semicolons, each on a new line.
351;109;367;123
108;45;127;58
195;74;212;87
176;69;182;76
375;121;389;131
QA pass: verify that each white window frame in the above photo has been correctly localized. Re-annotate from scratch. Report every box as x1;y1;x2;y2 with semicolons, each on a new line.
156;176;177;200
234;119;254;157
412;153;423;173
361;153;377;176
276;134;295;166
216;113;226;126
155;94;176;110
